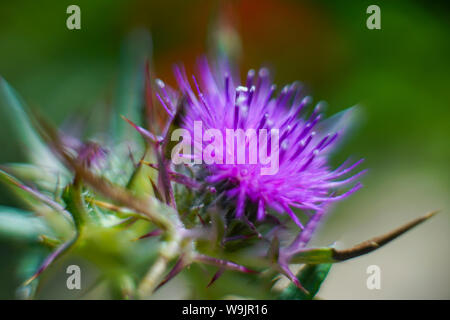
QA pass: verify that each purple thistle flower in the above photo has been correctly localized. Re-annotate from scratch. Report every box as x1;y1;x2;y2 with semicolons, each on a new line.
156;57;366;229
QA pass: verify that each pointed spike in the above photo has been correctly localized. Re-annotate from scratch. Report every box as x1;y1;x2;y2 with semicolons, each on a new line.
149;177;164;202
279;263;309;295
207;268;225;288
23;238;76;286
243;215;263;239
154;256;187;291
282;204;304;229
332;210;440;261
121;115;160;144
155;92;174;118
195;254;258;274
134;229;163;241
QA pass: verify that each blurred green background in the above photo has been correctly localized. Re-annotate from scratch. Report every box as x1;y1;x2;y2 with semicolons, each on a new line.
0;0;448;299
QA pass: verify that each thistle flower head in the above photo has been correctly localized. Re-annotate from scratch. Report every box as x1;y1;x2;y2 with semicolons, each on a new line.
157;57;366;229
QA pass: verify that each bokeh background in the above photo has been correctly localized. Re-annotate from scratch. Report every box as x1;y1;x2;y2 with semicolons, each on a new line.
0;0;448;299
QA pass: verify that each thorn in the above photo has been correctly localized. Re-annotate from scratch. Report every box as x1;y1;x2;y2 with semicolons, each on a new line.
23;238;76;286
279;263;309;295
121;115;160;144
154;256;186;291
207;268;225;288
133;229;163;241
128;145;137;168
197;213;206;226
149;176;163;202
23;274;39;287
195;254;258;274
332;210;440;261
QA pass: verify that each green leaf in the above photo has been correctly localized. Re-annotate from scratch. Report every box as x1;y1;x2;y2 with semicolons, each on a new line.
0;206;52;241
279;264;332;300
0;77;62;170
